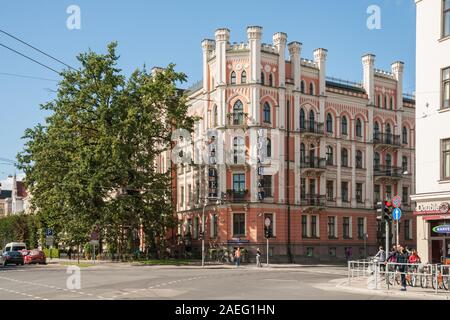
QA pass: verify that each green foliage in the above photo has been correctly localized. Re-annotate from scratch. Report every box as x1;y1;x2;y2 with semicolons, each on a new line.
43;248;59;258
0;214;39;249
17;42;195;257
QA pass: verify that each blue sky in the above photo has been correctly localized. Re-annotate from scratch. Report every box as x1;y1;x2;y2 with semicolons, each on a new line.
0;0;416;182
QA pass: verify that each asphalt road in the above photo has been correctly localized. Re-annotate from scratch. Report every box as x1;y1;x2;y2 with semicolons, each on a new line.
0;263;405;300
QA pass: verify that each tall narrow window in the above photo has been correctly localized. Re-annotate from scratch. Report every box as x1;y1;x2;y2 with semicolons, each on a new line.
326;146;333;166
442;138;450;180
390;96;394;110
233;100;244;125
326;113;333;133
261;72;265;85
309;110;315;130
300;109;306;129
326;181;334;201
301;80;305;94
356;118;362;137
300;143;306;163
386;123;392;144
230;71;236;84
384;96;388;109
402;156;408;173
341;182;349;202
402;187;409;207
309;82;314;95
263;102;271;123
402;126;408;144
233;137;245;164
269;74;273;87
302;215;308;238
374;152;380;170
233;213;245;237
386;154;392;169
356;183;363;203
444;0;450;38
262;175;272;197
241;70;247;84
374;185;381;203
443;67;450;109
213;105;218;127
378;95;382;108
266;138;272;158
341;148;348;167
343;217;350;239
374;121;380;139
311;216;317;238
356;150;363;169
328;216;336;238
357;218;365;239
341;116;348;135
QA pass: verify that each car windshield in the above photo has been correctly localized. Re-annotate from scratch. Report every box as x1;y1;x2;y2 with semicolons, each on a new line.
12;246;26;251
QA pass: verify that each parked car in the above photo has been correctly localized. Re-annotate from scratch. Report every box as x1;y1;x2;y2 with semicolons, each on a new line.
2;251;24;266
24;250;46;265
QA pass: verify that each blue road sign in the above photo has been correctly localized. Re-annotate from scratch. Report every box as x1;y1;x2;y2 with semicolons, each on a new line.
393;208;402;221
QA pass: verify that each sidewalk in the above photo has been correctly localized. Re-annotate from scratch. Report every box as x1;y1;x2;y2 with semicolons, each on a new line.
331;276;450;300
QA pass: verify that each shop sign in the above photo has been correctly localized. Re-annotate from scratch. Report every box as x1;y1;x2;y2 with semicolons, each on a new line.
414;201;450;215
432;225;450;234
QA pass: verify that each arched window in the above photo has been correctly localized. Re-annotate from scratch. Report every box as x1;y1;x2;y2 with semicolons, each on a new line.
356;118;362;137
233;100;244;125
386;123;392;144
384;95;388;109
374;152;380;170
374;121;380;139
341;148;348;167
263;102;271;123
301;81;305;94
233;136;245;164
378;94;382;108
402;126;408;144
241;70;247;84
213;105;218;127
300;108;306;129
309;144;315;162
269;74;273;87
309;82;315;95
402;156;408;173
326;113;333;133
261;72;265;85
300;143;306;163
390;96;394;110
266;138;272;158
385;154;392;168
341;116;348;135
326;146;333;166
356;150;363;169
309;110;315;130
230;71;236;85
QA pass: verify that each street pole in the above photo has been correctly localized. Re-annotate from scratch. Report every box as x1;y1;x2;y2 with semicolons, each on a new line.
396;220;399;246
266;237;269;266
385;220;389;256
202;200;207;268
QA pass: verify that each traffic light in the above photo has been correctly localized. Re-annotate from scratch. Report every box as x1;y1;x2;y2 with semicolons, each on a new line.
376;201;383;220
264;226;272;239
383;200;393;221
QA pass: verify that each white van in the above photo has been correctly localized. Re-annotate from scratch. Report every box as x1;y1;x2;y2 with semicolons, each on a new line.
4;242;27;252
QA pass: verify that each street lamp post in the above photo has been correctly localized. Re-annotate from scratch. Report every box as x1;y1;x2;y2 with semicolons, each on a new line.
201;199;208;268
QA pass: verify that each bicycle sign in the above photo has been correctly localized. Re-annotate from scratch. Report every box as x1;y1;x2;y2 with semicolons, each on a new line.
392;195;401;208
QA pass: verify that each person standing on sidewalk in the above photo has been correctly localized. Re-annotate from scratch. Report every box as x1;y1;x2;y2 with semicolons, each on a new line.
373;246;386;272
256;248;262;268
235;247;241;267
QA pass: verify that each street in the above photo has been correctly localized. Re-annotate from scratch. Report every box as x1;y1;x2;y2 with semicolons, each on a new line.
0;263;408;300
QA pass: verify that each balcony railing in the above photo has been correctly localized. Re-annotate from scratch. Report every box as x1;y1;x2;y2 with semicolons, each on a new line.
299;122;324;135
374;165;403;178
373;132;401;146
226;113;248;126
227;190;248;203
301;194;326;207
300;156;326;170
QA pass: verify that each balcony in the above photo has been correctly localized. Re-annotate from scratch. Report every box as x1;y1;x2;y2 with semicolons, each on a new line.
374;165;403;180
226;190;248;203
300;194;326;210
226;113;248;128
299;122;324;137
300;156;326;176
373;132;401;148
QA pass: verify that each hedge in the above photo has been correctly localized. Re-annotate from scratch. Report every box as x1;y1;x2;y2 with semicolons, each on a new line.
43;248;59;258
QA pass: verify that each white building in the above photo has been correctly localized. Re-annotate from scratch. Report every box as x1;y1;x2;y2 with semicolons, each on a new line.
412;0;450;263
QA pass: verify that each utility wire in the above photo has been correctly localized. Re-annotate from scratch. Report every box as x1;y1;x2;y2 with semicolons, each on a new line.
0;29;76;71
0;71;58;82
0;42;61;75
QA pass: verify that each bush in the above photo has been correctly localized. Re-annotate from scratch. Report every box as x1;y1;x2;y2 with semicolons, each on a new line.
43;248;59;258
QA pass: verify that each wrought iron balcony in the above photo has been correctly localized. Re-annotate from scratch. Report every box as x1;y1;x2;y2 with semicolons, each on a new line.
300;194;326;207
226;113;248;127
226;189;248;203
299;122;324;136
373;132;401;147
373;165;403;179
300;156;327;170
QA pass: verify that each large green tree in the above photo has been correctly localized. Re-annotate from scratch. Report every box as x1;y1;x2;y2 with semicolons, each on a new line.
18;43;194;258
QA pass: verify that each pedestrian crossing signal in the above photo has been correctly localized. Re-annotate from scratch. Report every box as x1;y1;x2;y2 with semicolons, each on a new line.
264;226;272;239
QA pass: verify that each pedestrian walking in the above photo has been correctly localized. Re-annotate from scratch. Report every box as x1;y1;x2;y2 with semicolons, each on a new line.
256;248;262;268
235;247;241;267
396;246;408;291
373;246;386;272
67;248;72;260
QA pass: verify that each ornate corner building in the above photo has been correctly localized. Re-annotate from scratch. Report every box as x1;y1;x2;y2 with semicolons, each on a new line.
171;26;416;262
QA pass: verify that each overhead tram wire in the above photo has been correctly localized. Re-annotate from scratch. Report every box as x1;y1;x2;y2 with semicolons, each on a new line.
0;42;61;75
0;29;76;71
0;72;58;82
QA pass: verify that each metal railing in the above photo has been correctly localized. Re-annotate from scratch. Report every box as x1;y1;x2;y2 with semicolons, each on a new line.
300;195;326;207
348;259;450;293
374;165;403;178
373;133;401;146
299;122;324;135
300;156;326;169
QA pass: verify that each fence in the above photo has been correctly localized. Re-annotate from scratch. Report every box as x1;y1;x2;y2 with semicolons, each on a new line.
348;259;450;294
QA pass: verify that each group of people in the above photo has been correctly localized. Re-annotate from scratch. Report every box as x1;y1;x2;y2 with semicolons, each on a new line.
233;247;263;268
373;244;422;291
